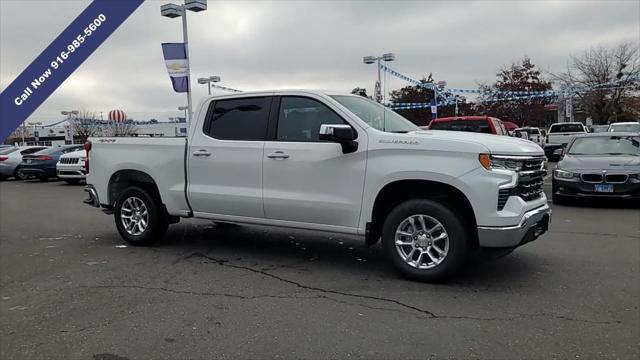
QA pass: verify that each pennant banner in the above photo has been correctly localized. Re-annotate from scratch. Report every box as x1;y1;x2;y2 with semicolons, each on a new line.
0;0;145;142
161;42;189;93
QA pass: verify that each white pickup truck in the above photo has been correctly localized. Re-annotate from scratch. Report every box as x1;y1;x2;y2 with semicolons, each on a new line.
84;90;551;281
544;122;588;161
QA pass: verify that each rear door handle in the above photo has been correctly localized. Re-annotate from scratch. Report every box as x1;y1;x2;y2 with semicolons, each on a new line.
267;151;289;159
192;150;211;157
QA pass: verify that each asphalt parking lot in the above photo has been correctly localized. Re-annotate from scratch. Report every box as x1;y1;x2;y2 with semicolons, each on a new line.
1;177;638;359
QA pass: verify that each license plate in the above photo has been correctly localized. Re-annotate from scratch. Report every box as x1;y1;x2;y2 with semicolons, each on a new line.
594;184;614;193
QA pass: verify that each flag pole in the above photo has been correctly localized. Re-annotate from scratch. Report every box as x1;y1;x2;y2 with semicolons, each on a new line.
181;5;193;131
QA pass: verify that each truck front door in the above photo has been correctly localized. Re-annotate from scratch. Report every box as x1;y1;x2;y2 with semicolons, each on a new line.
262;96;367;230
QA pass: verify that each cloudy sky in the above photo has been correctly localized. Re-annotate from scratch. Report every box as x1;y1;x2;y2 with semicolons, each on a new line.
1;0;638;124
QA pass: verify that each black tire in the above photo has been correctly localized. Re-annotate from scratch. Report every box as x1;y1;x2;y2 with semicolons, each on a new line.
64;179;80;185
114;186;168;246
14;167;27;180
382;199;469;282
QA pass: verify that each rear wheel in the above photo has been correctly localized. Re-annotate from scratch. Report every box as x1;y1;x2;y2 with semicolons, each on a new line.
14;167;27;180
114;186;168;246
382;199;469;282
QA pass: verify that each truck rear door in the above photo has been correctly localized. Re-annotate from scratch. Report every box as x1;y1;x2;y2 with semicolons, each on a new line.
187;96;272;218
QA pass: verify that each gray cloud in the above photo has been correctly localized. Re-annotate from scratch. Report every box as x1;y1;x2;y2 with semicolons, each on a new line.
1;0;638;123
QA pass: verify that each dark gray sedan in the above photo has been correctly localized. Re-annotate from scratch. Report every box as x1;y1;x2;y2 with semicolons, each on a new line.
552;132;640;203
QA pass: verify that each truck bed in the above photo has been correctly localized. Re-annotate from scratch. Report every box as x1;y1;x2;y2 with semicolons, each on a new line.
87;137;191;216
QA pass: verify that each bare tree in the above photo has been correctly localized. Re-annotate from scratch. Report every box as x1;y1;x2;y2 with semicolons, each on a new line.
108;121;138;137
5;124;30;144
553;42;640;124
70;110;103;142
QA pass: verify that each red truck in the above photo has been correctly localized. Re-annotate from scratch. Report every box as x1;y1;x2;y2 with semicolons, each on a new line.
422;116;509;135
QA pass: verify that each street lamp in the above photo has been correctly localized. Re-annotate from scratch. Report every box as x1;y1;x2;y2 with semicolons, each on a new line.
363;53;395;103
197;76;221;96
161;0;207;129
178;106;188;122
61;110;79;144
27;121;42;144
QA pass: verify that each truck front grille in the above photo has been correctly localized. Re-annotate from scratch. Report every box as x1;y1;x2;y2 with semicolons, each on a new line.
59;158;79;164
497;157;546;210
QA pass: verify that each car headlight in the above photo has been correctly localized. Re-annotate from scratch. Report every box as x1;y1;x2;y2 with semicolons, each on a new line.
553;168;576;179
478;154;523;171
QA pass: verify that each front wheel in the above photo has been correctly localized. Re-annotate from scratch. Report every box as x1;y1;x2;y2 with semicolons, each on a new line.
382;199;469;282
114;186;168;246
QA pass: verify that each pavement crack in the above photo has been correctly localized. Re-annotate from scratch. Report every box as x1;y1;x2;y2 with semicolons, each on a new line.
180;252;622;325
185;251;435;318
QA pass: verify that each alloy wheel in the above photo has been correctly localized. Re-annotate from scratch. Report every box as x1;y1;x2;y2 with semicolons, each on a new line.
394;214;449;269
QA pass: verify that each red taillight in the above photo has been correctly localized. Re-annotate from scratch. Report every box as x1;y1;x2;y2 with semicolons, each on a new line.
36;155;53;161
0;156;8;161
84;141;91;173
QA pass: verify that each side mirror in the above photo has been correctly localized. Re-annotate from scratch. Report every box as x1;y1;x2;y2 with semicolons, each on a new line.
319;124;358;153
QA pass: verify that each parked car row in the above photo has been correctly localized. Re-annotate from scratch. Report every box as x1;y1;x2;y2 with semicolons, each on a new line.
0;145;86;184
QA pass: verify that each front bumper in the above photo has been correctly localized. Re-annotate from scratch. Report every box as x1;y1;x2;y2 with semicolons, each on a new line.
477;204;551;248
56;164;86;179
553;177;640;199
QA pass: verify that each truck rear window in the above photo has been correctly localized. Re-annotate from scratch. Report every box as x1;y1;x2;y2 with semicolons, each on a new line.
549;124;584;133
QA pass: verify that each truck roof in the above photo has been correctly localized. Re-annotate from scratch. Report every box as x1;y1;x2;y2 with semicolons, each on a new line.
205;89;353;99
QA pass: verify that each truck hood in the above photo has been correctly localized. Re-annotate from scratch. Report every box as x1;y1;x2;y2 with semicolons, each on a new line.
412;130;544;156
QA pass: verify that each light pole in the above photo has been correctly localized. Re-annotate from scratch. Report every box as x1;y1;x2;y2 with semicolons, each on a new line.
28;122;42;141
197;76;221;96
161;0;207;129
61;110;79;144
178;106;188;122
363;53;395;103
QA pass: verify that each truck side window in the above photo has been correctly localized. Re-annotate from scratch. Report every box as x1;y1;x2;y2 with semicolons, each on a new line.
277;97;346;142
204;97;271;140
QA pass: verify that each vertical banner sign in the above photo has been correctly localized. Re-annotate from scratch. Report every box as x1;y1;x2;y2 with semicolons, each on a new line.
161;43;189;93
0;0;144;141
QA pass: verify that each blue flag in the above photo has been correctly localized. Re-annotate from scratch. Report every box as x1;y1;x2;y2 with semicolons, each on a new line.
0;0;144;142
161;43;189;93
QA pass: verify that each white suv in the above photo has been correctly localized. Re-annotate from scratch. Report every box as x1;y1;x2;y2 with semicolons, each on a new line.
56;149;86;184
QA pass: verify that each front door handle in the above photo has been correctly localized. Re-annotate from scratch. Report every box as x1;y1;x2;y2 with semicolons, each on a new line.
267;151;289;159
192;150;211;157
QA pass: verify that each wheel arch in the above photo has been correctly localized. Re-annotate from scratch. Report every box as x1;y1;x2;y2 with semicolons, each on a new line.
107;169;163;207
366;179;478;248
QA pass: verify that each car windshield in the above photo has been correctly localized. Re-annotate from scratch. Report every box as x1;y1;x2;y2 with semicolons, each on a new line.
330;95;419;133
568;135;640;156
549;124;584;133
609;123;640;132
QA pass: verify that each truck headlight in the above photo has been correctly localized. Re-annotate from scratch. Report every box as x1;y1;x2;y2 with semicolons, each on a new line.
478;154;522;171
553;168;576;180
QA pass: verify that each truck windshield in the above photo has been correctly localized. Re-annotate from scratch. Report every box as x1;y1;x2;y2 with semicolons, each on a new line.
330;95;419;133
568;135;640;156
